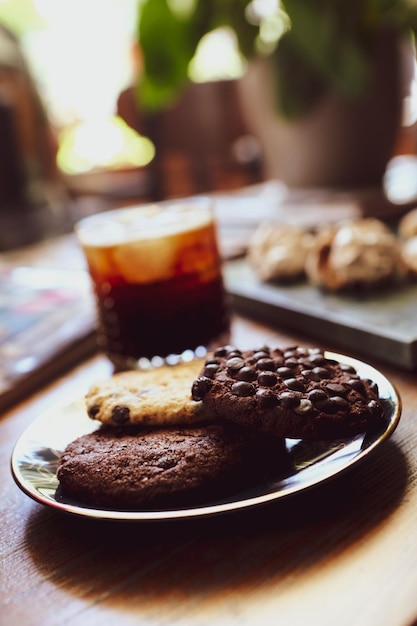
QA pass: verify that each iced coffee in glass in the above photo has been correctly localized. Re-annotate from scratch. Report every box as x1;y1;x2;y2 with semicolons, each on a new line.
75;198;230;370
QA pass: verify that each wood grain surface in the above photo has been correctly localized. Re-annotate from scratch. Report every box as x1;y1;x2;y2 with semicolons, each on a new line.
2;314;417;626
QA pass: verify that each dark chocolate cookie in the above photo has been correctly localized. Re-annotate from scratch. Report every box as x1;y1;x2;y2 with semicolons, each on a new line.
56;422;286;509
191;345;384;440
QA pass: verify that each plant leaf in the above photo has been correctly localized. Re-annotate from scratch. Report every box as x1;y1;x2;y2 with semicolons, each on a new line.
136;0;198;111
281;0;370;98
272;33;327;119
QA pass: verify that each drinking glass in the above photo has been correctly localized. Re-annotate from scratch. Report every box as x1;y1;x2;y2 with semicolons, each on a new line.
75;198;230;370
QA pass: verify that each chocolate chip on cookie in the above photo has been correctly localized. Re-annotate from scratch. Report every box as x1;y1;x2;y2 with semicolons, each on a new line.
192;345;384;440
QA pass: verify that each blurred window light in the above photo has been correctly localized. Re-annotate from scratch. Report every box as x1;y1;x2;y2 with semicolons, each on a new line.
403;58;417;127
384;155;417;204
0;0;139;128
167;0;196;18
57;115;155;175
245;0;289;55
246;0;280;21
188;28;245;83
258;13;288;46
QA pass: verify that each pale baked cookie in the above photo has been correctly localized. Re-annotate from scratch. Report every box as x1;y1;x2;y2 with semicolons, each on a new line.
85;359;214;426
248;222;316;282
305;218;403;291
192;345;384;441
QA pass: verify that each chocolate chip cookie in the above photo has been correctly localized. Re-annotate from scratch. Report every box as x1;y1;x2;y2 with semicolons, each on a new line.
56;423;287;509
192;345;384;440
85;359;214;426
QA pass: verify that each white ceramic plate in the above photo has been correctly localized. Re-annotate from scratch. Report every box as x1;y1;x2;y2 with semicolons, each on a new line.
11;352;401;521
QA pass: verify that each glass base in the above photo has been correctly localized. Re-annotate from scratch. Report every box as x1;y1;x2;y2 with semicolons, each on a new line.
112;346;207;372
107;330;231;373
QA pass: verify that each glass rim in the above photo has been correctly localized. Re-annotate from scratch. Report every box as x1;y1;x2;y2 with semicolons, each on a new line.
74;196;215;247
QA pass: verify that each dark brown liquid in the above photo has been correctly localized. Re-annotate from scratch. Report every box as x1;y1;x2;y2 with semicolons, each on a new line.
81;208;230;368
94;272;230;366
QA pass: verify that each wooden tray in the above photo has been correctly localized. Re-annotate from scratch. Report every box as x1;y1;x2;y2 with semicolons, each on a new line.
224;258;417;370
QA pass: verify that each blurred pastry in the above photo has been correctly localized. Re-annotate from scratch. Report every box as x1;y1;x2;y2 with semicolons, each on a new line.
398;207;417;239
394;209;417;278
305;218;403;291
248;222;316;282
400;236;417;276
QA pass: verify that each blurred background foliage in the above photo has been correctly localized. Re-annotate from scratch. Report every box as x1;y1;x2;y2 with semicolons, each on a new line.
136;0;417;119
0;0;417;177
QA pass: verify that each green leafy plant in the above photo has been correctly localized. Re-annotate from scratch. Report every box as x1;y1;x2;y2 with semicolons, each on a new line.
135;0;417;119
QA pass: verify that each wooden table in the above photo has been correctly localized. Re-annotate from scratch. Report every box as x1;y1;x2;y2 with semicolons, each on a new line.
2;230;417;626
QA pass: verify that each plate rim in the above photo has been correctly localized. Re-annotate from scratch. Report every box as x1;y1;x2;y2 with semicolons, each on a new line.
10;351;402;521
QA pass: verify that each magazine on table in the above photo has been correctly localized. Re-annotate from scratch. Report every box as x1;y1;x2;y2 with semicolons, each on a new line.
0;265;96;412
